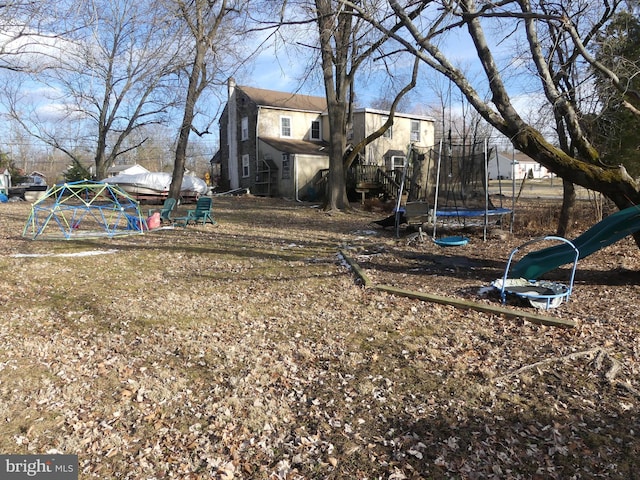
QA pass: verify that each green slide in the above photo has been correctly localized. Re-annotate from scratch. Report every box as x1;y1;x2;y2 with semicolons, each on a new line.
510;205;640;280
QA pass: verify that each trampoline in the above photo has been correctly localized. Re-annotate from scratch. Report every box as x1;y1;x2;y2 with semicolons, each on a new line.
392;139;513;242
431;139;512;242
435;207;512;218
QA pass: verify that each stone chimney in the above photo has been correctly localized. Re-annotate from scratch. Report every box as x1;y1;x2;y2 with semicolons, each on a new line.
227;77;239;189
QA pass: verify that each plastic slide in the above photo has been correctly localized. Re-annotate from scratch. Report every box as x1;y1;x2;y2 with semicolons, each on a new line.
510;205;640;280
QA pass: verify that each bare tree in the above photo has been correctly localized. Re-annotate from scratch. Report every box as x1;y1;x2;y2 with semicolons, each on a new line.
3;0;185;179
352;0;640;220
538;2;589;236
167;0;249;200
249;0;419;211
564;4;640;117
312;0;419;211
0;1;68;72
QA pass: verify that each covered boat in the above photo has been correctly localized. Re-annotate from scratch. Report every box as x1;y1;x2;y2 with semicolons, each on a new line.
103;172;208;202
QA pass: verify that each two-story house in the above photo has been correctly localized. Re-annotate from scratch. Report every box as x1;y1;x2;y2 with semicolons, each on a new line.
216;78;435;200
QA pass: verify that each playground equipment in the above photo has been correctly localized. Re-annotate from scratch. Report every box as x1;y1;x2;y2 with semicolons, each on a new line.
510;205;640;279
433;235;470;247
391;139;512;244
23;181;147;240
496;204;640;309
495;236;579;309
431;138;512;243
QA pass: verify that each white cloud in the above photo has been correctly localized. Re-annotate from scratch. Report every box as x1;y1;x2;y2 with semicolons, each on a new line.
0;26;69;72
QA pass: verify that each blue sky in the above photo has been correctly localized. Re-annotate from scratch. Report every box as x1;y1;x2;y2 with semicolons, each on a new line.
0;5;554;167
230;11;541;122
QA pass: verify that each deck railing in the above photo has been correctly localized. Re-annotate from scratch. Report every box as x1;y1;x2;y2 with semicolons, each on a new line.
348;165;420;200
318;165;422;201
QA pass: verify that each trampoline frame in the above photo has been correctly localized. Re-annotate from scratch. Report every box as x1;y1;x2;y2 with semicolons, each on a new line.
498;236;579;309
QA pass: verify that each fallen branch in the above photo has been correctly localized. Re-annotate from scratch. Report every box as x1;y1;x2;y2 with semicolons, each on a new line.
496;347;609;381
496;347;640;399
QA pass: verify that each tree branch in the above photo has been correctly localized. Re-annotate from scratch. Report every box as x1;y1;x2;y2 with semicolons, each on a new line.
343;53;421;169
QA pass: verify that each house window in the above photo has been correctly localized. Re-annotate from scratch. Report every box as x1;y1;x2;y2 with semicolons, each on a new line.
241;154;250;178
410;120;421;142
281;116;292;137
282;153;291;179
382;117;392;138
391;156;405;170
241;117;249;141
311;120;321;140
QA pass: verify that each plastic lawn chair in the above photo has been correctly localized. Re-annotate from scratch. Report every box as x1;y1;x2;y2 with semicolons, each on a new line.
175;197;216;227
148;197;177;224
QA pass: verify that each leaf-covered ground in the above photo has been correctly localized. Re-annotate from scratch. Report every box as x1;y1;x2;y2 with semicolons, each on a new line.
0;195;638;479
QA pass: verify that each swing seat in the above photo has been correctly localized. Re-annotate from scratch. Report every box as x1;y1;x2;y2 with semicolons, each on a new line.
433;235;469;247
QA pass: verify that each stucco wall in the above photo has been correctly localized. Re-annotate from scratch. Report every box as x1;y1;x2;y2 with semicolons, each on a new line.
353;110;435;166
258;108;325;142
258;140;328;200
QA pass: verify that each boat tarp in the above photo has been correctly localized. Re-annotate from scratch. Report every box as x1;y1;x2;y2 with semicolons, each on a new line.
103;172;208;195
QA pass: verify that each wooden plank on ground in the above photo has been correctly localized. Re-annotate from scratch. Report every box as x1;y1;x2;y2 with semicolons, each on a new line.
339;250;575;329
376;284;575;328
339;250;373;287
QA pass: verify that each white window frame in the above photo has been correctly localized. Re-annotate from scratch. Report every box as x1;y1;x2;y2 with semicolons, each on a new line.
410;120;421;142
382;117;392;138
281;153;291;179
241;154;250;178
310;120;321;141
280;116;292;138
391;155;405;170
241;116;249;141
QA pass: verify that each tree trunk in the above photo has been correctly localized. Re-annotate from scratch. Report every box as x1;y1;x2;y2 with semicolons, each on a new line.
95;149;108;181
325;102;351;211
556;180;576;238
316;0;351;212
408;152;427;202
510;126;640;210
169;46;204;200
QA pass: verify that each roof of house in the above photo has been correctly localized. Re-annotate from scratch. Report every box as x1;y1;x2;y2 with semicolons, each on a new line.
260;137;329;156
385;149;407;158
238;85;327;113
107;164;150;175
235;85;435;122
210;150;222;164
